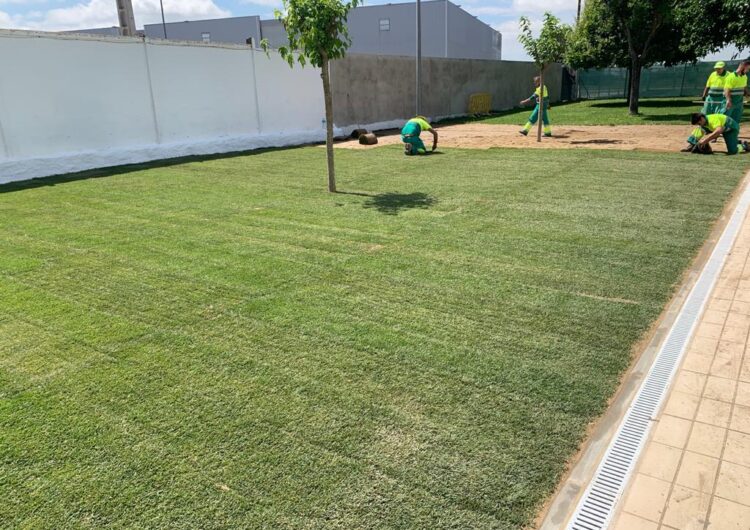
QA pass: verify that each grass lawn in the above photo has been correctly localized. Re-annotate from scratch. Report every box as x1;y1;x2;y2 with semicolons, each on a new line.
1;146;748;528
480;97;750;126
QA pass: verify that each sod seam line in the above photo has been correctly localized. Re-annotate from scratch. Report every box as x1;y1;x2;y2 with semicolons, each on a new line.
565;175;750;530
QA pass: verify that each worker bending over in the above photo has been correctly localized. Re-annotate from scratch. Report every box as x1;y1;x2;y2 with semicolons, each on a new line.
520;76;551;137
702;61;728;115
685;113;749;155
401;116;438;155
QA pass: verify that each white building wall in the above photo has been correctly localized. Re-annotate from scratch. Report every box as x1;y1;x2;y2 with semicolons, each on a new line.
0;30;327;184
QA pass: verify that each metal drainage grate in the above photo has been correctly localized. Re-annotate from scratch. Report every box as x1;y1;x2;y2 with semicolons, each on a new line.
566;182;750;530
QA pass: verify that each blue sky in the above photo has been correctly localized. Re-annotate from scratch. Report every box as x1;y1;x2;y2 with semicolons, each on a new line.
0;0;738;60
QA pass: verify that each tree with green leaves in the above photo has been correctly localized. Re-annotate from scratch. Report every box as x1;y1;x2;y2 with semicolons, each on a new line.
674;0;749;57
265;0;359;193
518;13;571;142
568;0;697;115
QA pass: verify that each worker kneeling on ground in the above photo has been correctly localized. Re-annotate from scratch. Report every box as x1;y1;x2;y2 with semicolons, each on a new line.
520;76;551;137
684;113;749;155
401;116;438;155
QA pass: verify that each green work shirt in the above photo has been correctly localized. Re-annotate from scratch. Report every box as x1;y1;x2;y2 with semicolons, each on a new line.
706;71;728;98
401;117;431;137
532;85;549;102
705;113;737;132
725;71;748;100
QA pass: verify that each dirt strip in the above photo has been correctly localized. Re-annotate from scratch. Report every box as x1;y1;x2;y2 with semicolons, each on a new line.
336;123;749;154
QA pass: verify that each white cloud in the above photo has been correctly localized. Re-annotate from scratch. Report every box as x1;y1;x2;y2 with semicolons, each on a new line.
1;0;230;31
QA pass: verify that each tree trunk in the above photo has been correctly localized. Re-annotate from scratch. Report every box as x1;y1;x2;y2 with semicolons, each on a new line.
320;54;336;193
537;66;544;143
628;58;641;116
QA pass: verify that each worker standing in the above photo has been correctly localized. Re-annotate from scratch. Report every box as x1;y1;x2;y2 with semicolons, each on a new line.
724;60;749;127
702;61;728;115
519;76;552;137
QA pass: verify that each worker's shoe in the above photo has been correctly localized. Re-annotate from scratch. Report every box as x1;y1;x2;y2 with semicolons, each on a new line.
519;129;529;136
743;141;750;153
404;143;414;156
544;133;553;138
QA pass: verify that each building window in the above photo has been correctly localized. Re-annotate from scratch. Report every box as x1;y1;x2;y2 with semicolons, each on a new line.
201;32;211;43
379;19;390;31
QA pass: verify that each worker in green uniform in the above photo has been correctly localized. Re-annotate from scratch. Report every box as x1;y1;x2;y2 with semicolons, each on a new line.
723;60;749;126
519;76;551;137
701;61;728;115
401;116;438;155
686;112;749;155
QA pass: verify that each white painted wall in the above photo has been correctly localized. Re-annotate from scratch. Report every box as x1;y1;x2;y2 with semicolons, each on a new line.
0;30;327;184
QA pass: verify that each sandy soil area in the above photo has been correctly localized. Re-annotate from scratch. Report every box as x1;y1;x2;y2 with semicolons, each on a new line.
336;123;748;154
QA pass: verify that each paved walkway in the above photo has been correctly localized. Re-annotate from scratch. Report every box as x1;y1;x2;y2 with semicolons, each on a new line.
610;206;750;529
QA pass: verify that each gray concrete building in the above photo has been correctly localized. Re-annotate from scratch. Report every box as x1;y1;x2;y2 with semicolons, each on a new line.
139;1;501;60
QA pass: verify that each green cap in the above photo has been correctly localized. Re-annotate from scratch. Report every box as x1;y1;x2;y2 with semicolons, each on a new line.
714;61;726;69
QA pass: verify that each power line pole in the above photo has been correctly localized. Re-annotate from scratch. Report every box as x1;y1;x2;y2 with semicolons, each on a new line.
416;0;422;116
159;0;168;39
115;0;137;37
577;0;582;22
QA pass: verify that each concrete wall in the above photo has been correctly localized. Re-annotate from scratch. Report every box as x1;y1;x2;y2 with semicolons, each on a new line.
0;30;326;184
330;54;561;127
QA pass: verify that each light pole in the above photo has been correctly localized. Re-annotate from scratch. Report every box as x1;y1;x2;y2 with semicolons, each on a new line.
416;0;422;116
160;0;168;39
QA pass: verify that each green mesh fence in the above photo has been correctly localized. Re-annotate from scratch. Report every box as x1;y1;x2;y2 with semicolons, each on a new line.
579;61;743;99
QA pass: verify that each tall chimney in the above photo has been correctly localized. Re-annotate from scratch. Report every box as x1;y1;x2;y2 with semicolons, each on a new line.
116;0;137;37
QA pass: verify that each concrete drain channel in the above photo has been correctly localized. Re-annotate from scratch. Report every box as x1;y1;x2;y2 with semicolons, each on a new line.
564;179;750;530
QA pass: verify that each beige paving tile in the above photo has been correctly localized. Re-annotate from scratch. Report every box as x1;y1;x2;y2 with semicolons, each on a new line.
675;451;720;493
620;473;670;522
706;496;750;529
674;371;708;396
736;381;750;407
663;391;701;420
726;312;750;329
704;376;737;403
730;404;750;435
715;461;750;507
722;325;749;344
652;415;693;449
741;358;750;383
724;430;750;468
687;422;727;458
690;336;720;356
732;300;750;315
735;289;750;303
697;322;724;340
716;339;744;360
713;287;736;300
704;309;729;325
683;352;715;374
611;512;658;530
661;484;711;530
696;398;733;428
637;442;682;482
710;298;733;311
710;355;741;380
730;299;750;314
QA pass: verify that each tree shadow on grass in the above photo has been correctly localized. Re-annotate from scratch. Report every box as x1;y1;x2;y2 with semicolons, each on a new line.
363;192;437;216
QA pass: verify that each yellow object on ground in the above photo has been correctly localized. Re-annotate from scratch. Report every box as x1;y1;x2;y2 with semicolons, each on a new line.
468;93;492;115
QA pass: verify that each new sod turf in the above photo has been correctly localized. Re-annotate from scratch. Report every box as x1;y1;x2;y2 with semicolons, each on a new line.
1;147;748;528
480;97;750;127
